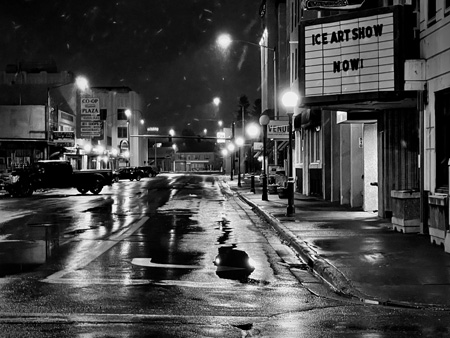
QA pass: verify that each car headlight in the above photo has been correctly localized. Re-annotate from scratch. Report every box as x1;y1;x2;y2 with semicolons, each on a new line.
247;257;256;269
214;257;221;266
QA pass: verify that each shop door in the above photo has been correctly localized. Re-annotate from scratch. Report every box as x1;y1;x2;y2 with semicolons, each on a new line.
363;124;378;212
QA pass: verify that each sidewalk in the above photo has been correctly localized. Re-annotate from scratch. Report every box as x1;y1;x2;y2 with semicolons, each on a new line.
224;175;450;310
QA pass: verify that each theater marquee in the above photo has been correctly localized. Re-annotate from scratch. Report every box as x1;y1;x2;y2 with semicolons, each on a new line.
303;11;394;97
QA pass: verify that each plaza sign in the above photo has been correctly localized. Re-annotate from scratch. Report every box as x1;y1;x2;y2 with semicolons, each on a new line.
303;11;395;97
77;97;102;139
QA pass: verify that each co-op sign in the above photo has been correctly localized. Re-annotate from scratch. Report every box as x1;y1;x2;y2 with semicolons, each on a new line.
77;97;102;139
268;120;290;140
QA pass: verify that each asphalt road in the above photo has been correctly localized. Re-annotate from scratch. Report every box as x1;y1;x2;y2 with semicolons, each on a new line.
0;174;450;337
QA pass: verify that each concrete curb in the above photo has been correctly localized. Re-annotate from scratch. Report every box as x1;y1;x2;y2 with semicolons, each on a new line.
241;195;361;298
232;189;450;310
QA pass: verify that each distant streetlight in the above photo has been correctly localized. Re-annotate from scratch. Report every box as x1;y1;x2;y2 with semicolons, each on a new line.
217;32;277;115
246;123;260;139
171;143;178;172
235;136;244;147
125;109;132;167
47;76;90;160
259;110;271;201
235;136;244;187
217;34;232;49
246;123;260;192
213;97;221;106
218;120;223;127
281;91;299;216
75;76;89;91
203;128;207;135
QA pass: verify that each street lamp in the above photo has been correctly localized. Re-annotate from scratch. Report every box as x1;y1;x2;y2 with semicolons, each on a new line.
235;136;244;187
46;76;90;160
75;76;89;91
281;91;299;216
246;123;260;192
125;109;132;167
172;143;178;172
217;33;277;115
259;111;271;201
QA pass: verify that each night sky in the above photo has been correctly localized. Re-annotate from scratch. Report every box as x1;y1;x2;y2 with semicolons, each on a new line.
0;0;262;134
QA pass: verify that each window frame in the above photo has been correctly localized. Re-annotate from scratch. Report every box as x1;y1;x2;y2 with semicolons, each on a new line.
117;126;127;138
427;0;437;26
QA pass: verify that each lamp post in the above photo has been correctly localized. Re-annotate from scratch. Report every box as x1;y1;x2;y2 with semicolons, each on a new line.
125;109;132;167
259;111;270;201
246;122;260;193
281;91;299;216
235;136;244;187
217;33;277;115
46;76;90;161
227;142;235;181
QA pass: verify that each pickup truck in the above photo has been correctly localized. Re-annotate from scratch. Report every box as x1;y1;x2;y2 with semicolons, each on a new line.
1;160;114;197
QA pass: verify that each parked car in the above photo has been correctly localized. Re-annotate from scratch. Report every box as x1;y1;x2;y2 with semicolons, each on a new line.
0;160;113;197
113;167;144;182
137;166;159;177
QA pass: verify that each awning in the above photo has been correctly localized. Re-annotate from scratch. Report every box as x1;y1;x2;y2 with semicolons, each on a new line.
294;109;321;130
277;141;288;151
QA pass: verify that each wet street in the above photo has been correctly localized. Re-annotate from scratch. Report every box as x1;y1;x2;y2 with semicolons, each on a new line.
1;174;450;337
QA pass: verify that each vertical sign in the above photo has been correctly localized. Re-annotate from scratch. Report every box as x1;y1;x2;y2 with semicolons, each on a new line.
78;98;102;139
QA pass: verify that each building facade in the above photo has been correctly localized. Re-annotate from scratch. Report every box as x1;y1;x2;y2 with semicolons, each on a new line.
173;152;219;172
0;63;146;172
259;0;450;251
420;0;450;247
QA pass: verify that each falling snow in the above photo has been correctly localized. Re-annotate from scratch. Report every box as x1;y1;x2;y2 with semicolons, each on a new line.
0;0;261;132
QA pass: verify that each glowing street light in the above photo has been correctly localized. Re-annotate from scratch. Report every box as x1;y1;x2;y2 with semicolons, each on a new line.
75;76;89;91
246;123;260;139
235;136;244;147
125;109;132;167
217;34;232;49
281;91;299;216
259;110;271;201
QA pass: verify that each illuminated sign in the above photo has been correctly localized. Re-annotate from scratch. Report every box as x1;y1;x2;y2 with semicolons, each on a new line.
303;0;365;10
268;120;289;140
304;11;394;97
119;139;129;151
217;131;226;143
77;97;102;139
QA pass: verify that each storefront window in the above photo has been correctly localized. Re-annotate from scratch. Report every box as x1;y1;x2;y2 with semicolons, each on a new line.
310;128;322;166
435;88;450;190
118;126;127;138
